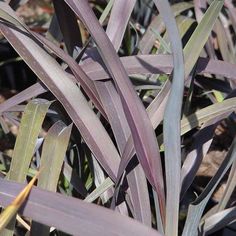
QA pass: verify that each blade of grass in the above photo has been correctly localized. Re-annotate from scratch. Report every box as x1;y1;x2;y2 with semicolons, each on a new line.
92;155;113;205
97;0;153;224
94;81;130;156
0;179;163;236
157;97;236;145
194;0;217;59
64;0;165;219
81;54;236;82
0;172;40;233
215;19;234;63
95;81;150;223
180;97;236;136
0;2;107;119
139;2;193;54
217;160;236;211
62;162;88;197
182;137;236;236
0;83;46;113
99;82;152;224
2;99;50;236
99;0;114;25
0;19;120;182
184;0;224;77
126;165;152;226
174;106;236;199
152;0;184;234
52;0;82;55
180;124;214;199
150;28;171;54
106;0;136;51
201;206;236;235
8;99;50;182
84;177;114;203
31;121;72;236
38;121;72;191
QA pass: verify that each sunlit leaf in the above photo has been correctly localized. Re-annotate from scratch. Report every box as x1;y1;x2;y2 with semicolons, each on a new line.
0;171;40;232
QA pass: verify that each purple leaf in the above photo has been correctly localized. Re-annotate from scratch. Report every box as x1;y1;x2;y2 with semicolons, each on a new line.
0;179;163;236
64;0;165;218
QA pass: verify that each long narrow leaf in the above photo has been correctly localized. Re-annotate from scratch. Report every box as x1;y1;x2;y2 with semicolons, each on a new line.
106;0;136;51
81;55;236;82
8;99;50;182
202;206;236;235
84;177;114;203
139;2;193;54
64;0;165;218
182;137;236;236
184;0;224;77
0;18;120;181
31;121;72;236
0;179;163;236
0;2;107;119
97;0;152;225
3;99;50;236
38;121;72;191
152;0;184;234
0;83;46;113
0;172;39;233
180;97;236;136
217;160;236;211
52;0;82;55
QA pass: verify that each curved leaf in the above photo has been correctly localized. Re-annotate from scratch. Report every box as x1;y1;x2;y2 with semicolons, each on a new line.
0;19;120;181
64;0;165;218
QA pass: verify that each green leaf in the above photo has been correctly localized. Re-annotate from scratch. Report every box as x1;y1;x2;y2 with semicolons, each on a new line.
38;121;72;191
8;99;51;182
157;97;236;144
181;97;236;135
84;177;114;203
184;0;224;77
31;121;72;236
3;99;50;236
